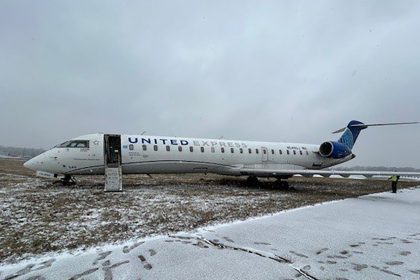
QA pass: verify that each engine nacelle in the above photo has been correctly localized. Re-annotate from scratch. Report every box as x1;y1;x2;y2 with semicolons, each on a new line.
319;141;352;159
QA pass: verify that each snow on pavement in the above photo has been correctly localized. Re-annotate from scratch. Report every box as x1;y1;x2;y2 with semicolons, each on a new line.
1;187;420;280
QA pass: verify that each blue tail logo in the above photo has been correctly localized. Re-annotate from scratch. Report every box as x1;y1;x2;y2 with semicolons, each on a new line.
338;120;367;150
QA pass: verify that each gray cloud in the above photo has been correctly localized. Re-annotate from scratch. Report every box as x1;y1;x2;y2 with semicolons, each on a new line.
1;0;419;167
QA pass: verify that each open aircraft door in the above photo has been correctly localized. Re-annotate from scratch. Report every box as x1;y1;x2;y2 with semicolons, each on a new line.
104;134;123;192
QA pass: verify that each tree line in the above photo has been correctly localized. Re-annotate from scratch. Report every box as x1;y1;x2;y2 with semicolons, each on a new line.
0;145;45;158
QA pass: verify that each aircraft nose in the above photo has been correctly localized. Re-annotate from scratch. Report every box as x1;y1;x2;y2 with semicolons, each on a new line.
23;158;37;170
23;153;46;171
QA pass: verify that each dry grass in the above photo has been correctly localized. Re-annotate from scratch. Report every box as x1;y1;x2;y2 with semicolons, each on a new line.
0;158;35;177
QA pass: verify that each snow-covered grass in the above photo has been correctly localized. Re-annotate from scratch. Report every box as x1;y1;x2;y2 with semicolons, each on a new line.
2;187;420;280
1;159;418;264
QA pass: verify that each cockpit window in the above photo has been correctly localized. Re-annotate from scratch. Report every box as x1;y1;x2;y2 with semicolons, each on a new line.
56;140;89;148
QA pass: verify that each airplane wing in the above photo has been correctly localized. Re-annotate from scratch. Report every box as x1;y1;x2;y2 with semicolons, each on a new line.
236;167;420;179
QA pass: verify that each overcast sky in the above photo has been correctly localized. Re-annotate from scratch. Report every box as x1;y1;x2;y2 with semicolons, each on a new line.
1;1;419;167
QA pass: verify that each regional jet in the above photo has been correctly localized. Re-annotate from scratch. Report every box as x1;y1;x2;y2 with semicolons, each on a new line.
24;120;420;188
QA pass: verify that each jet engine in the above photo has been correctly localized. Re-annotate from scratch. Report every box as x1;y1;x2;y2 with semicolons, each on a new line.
319;141;352;159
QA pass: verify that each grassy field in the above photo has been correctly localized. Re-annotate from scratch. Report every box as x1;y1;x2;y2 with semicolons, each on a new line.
0;158;418;263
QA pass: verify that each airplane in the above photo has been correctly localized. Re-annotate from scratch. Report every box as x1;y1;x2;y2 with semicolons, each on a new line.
23;120;420;189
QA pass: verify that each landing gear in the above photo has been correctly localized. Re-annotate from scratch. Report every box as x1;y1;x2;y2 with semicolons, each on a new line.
246;176;259;186
62;175;76;186
275;179;289;189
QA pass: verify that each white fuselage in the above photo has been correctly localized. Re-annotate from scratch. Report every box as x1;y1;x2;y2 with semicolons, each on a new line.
24;134;352;177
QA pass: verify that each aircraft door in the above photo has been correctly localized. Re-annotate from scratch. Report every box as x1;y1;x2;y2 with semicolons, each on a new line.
104;134;123;192
104;135;121;167
261;147;269;162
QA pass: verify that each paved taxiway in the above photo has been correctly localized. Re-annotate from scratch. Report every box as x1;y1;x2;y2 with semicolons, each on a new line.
1;187;420;279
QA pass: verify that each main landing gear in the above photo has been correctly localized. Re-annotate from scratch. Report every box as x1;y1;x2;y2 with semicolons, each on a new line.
275;179;289;189
61;175;76;186
246;176;290;189
246;176;260;186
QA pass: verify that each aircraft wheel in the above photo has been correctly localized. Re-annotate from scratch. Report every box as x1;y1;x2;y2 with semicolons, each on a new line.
246;176;259;186
276;179;289;189
62;175;76;186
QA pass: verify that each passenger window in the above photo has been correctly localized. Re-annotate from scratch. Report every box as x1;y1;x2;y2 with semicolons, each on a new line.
189;146;193;152
154;145;158;151
271;149;275;155
178;146;182;152
293;150;296;155
166;146;170;151
221;147;225;153
300;150;303;155
201;147;204;153
248;148;252;154
129;144;134;151
287;150;290;155
142;145;147;151
211;147;215;153
230;148;234;153
256;149;259;154
279;149;282;155
240;148;243;154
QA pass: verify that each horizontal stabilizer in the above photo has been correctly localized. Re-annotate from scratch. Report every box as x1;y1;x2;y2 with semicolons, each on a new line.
333;121;419;134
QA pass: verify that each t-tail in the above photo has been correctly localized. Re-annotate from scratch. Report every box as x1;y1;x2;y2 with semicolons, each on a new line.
337;120;367;150
319;120;419;159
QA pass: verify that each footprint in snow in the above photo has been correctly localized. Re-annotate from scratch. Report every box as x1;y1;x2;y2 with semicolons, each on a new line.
68;267;99;280
315;248;329;255
385;261;404;266
149;249;157;256
253;241;271;246
138;255;152;270
289;251;308;258
351;263;368;271
123;241;145;253
102;261;130;280
222;236;234;243
93;251;112;265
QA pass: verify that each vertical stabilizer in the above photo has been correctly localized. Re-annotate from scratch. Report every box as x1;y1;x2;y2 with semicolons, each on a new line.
333;120;419;150
338;120;367;150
